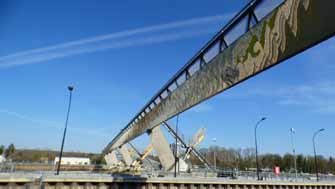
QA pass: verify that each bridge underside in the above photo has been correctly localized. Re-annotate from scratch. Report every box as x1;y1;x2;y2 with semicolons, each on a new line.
104;0;335;153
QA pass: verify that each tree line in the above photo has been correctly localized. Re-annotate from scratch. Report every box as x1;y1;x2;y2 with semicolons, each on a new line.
189;146;335;174
2;143;334;174
0;143;104;164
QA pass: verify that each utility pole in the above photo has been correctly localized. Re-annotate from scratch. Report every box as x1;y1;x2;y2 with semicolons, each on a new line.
313;128;325;182
290;128;298;181
254;117;266;181
56;86;74;175
174;114;179;178
213;138;217;171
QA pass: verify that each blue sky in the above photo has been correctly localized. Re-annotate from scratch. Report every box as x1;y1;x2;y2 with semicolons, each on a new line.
0;0;334;157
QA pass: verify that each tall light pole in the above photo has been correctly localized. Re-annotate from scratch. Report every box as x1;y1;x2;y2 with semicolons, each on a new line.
290;128;297;180
254;117;266;181
213;138;217;171
174;114;179;178
313;128;325;182
56;86;74;175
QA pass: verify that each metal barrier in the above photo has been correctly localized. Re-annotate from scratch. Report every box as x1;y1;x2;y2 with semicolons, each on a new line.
1;172;335;189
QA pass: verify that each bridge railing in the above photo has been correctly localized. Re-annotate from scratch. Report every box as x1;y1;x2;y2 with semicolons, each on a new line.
214;169;335;182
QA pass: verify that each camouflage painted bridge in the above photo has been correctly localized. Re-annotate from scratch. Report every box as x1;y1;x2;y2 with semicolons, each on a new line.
103;0;335;172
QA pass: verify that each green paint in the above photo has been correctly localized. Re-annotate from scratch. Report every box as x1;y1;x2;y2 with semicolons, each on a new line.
237;9;279;64
237;34;260;64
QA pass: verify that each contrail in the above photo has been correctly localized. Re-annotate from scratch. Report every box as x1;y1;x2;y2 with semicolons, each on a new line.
0;29;216;68
0;109;61;129
0;109;112;137
0;14;231;68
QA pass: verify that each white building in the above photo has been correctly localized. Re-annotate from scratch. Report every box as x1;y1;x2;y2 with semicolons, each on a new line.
54;157;90;165
0;155;5;163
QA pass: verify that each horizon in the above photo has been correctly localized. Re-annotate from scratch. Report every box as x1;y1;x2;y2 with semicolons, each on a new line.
2;144;334;159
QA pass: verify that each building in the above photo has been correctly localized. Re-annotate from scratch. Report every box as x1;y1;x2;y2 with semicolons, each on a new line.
54;157;90;165
0;155;5;163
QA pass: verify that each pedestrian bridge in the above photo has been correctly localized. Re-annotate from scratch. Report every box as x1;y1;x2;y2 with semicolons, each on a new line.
102;0;335;173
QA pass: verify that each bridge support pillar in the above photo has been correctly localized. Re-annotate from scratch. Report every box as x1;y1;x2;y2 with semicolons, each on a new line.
104;151;118;167
97;183;107;189
149;125;175;171
119;145;133;166
110;183;119;189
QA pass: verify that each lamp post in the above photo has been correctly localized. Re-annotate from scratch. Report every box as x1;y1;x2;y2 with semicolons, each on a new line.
174;114;179;178
56;86;74;175
254;117;266;181
290;128;298;180
213;138;217;171
313;128;325;182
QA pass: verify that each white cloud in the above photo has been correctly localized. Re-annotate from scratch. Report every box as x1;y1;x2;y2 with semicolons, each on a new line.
244;81;335;114
0;14;231;68
0;109;113;137
0;109;61;129
299;37;335;80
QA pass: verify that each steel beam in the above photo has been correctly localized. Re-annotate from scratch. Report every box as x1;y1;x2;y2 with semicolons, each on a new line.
162;122;213;170
104;0;335;153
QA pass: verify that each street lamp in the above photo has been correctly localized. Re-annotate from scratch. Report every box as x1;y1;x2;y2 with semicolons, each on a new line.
290;128;298;180
254;117;266;181
213;138;217;171
313;128;325;182
174;114;179;178
56;86;74;175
